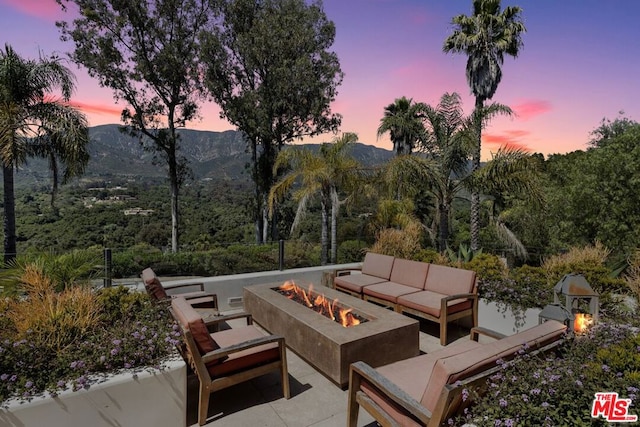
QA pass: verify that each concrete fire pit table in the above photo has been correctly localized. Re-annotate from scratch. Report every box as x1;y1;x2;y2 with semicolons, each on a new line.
243;282;420;387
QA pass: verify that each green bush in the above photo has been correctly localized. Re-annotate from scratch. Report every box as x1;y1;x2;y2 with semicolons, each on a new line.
0;285;176;402
454;322;640;426
338;240;367;263
463;253;507;282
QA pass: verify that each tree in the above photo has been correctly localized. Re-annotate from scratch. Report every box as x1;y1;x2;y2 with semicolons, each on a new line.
269;133;360;265
56;0;217;252
202;0;343;245
443;0;526;250
0;44;89;264
377;96;426;156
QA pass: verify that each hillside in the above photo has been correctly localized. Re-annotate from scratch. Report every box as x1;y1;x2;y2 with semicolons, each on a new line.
16;124;393;185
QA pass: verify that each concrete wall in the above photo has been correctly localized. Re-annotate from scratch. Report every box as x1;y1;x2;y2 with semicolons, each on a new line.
0;358;186;427
147;263;361;311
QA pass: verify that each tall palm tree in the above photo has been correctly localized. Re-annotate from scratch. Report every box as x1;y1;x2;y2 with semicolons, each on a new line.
443;0;526;250
377;96;426;156
269;133;361;264
0;44;89;263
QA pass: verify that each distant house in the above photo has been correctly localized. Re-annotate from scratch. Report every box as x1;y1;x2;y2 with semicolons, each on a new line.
124;208;154;216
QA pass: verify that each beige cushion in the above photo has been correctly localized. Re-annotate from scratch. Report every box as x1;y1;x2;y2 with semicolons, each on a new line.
363;281;421;304
424;264;475;296
334;273;387;293
421;321;567;412
207;326;280;377
389;259;429;289
171;297;226;365
361;253;395;280
397;290;472;318
360;339;481;427
141;267;168;300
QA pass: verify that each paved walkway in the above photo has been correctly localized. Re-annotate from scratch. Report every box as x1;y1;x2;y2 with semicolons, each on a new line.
186;317;472;427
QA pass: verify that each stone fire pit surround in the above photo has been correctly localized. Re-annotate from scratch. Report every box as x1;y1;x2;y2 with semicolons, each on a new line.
243;282;420;387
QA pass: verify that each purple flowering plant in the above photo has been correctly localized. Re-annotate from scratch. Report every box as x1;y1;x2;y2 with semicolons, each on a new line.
0;285;178;403
452;322;640;426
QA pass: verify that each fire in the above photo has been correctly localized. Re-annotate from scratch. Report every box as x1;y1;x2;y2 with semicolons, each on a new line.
278;280;362;327
574;313;593;334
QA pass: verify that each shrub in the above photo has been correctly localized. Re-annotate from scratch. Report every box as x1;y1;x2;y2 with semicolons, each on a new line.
0;282;176;403
463;253;508;282
370;223;422;259
454;322;640;426
338;240;367;263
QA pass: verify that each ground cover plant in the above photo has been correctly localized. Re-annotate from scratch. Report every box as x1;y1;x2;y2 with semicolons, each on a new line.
0;264;177;403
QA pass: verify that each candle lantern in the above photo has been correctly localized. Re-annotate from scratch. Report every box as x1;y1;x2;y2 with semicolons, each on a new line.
554;273;598;334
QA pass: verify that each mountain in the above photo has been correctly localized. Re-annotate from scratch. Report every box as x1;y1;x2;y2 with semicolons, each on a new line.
18;124;393;184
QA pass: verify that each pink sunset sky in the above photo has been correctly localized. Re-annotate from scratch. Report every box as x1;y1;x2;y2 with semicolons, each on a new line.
1;0;639;159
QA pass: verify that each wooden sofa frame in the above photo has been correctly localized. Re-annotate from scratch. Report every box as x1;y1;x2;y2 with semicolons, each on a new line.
347;323;567;427
169;305;290;425
334;253;478;345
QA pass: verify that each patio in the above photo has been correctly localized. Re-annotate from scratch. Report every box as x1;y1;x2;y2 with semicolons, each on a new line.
158;264;541;427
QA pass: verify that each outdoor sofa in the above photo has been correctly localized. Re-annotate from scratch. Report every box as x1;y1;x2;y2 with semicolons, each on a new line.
141;267;218;309
334;253;478;345
347;320;568;427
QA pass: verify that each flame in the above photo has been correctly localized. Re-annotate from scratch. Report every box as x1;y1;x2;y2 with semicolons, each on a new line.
574;313;593;334
278;281;362;327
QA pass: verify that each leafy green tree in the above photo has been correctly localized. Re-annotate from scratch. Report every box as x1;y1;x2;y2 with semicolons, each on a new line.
443;0;526;250
56;0;217;253
0;44;88;264
545;118;640;256
377;96;426;156
269;133;360;264
202;0;343;245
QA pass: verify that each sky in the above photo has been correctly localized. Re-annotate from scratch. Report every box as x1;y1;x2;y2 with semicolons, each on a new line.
1;0;640;159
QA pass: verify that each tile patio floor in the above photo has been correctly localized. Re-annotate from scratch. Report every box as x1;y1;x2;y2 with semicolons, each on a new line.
186;316;473;427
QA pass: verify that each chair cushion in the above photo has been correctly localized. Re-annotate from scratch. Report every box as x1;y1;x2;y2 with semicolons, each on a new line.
421;321;567;412
363;281;421;304
141;267;169;300
361;253;395;280
389;259;429;289
397;290;472;318
360;339;481;427
171;297;226;364
423;264;476;296
207;326;280;377
334;273;387;293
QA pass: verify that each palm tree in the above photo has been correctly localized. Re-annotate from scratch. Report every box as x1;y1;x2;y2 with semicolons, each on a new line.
377;96;426;156
443;0;526;250
269;133;361;264
0;44;89;263
466;147;544;260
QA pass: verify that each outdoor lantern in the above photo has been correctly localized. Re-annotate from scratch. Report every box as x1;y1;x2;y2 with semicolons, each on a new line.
553;273;599;334
539;303;573;331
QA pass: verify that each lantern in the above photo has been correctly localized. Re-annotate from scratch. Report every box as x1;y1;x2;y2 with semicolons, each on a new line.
554;274;598;334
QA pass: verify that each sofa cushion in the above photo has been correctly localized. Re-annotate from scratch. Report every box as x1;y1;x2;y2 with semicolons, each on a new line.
207;326;280;377
334;273;387;293
363;282;422;304
421;321;567;412
423;264;476;296
397;290;473;318
361;253;395;280
171;297;226;364
141;267;169;300
360;339;481;427
388;259;430;289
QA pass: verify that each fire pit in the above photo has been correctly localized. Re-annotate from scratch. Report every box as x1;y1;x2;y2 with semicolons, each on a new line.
243;282;419;387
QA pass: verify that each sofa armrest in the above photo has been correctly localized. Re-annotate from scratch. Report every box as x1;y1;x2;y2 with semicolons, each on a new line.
349;361;432;425
470;326;507;342
335;267;362;277
201;334;285;363
203;311;253;328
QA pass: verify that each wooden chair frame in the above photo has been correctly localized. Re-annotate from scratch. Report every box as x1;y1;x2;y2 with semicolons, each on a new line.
170;310;290;425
